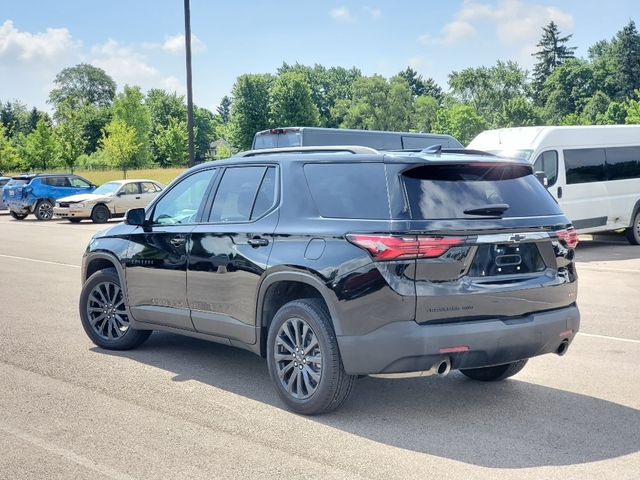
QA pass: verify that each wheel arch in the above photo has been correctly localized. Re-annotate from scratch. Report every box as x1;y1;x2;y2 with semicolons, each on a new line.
628;199;640;228
83;251;135;321
256;271;342;357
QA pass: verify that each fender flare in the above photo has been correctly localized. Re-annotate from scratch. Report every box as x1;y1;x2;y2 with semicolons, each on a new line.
83;251;131;308
629;199;640;228
255;270;344;337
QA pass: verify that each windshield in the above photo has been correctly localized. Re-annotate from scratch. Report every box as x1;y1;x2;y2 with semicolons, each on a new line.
93;182;122;195
487;149;533;162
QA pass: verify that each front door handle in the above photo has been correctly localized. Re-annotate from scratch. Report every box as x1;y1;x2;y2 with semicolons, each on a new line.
169;235;186;248
135;196;141;199
557;186;563;199
248;237;269;247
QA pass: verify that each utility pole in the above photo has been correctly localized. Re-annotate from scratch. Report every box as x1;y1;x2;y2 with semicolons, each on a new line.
184;0;195;167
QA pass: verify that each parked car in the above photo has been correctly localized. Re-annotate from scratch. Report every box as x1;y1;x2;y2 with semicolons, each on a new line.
0;176;10;210
79;146;579;414
468;125;640;244
253;126;463;150
3;174;96;221
54;179;164;223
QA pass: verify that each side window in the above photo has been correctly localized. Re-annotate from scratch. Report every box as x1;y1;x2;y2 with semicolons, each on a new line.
120;183;140;195
605;146;640;180
152;169;216;225
70;177;92;188
43;176;70;187
208;166;266;223
533;150;558;186
251;167;277;220
564;148;606;184
141;182;159;193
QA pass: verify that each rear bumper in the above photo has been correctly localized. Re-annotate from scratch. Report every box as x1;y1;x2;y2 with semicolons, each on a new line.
6;199;32;214
337;305;580;375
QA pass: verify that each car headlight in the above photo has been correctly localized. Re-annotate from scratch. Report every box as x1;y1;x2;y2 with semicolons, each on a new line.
71;202;85;208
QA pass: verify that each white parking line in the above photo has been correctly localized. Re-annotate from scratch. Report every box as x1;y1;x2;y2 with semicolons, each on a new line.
577;265;640;274
0;254;80;268
577;332;640;344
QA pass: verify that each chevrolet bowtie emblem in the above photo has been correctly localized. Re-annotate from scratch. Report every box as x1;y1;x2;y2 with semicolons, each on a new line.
508;234;526;243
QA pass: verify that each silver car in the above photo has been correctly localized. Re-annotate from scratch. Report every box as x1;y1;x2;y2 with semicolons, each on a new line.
54;179;164;223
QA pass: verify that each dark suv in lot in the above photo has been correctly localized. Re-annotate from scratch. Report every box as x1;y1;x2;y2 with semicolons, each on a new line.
80;146;580;414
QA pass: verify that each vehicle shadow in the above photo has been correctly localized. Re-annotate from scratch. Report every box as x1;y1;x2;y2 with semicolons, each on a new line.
576;238;640;263
94;332;640;469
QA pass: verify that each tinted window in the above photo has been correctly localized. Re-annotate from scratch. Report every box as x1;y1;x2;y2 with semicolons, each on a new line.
208;167;266;223
153;169;216;225
605;146;640;180
251;167;277;220
0;179;8;187
533;150;558;186
564;148;606;184
70;177;92;188
403;164;562;219
120;183;140;195
304;163;389;219
7;178;30;186
43;176;70;187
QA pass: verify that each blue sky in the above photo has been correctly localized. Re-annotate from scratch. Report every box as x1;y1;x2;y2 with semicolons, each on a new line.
1;1;638;112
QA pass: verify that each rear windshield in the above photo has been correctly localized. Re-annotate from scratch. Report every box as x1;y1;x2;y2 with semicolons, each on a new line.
304;163;389;219
7;178;30;186
403;163;562;219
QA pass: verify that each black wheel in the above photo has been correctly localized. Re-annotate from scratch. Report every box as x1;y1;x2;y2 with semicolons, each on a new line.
79;268;151;350
625;211;640;245
34;200;54;221
68;218;82;223
91;204;110;224
266;298;356;415
10;211;27;220
460;359;528;382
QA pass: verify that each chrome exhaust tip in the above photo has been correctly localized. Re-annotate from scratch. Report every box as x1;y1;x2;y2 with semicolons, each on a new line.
556;339;569;356
436;357;451;377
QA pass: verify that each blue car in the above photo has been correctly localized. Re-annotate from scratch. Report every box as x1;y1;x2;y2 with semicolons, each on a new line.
0;176;10;210
3;173;96;221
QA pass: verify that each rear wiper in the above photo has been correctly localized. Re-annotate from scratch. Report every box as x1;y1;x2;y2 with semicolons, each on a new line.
463;203;510;216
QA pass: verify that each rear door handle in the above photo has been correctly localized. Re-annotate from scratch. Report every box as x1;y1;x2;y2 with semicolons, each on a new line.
170;235;187;248
248;237;269;247
135;196;141;199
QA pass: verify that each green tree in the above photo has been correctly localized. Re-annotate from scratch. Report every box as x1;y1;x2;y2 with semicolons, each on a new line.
49;64;117;112
55;104;87;173
194;106;220;162
589;40;620;100
532;21;577;101
0;123;22;172
411;95;439;132
0;100;31;139
582;91;612;124
542;59;595;123
112;85;152;167
625;89;640;123
100;119;140;178
433;104;488;145
23;119;59;170
78;105;112;155
397;67;443;100
496;96;542;127
613;21;640;99
448;61;530;127
216;95;232;124
154;117;188;166
269;71;320;127
146;89;187;165
229;74;272;150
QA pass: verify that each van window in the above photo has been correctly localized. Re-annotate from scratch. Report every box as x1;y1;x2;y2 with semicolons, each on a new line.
563;148;606;184
304;163;389;219
403;164;563;219
605;146;640;180
533;151;558;186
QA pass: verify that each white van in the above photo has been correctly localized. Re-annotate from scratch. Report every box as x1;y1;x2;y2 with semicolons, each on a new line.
468;126;640;244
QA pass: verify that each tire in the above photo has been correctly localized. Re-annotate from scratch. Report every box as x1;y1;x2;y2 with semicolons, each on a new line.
34;200;54;221
266;298;356;415
79;268;151;350
10;211;27;220
91;204;110;224
625;210;640;245
68;218;83;223
460;359;528;382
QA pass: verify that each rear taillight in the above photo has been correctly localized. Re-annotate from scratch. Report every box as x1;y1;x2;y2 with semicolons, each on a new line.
346;234;464;260
556;228;579;249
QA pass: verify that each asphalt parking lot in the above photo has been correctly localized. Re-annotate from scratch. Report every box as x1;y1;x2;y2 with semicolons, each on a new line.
0;212;638;479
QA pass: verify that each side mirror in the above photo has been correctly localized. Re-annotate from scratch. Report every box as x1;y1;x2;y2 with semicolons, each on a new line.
534;171;548;187
125;208;146;226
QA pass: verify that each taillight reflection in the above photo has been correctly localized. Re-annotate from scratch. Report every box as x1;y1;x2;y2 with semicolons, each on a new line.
556;228;579;249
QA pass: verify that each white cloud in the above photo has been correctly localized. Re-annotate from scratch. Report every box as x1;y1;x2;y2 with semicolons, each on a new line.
90;39;185;93
161;33;206;55
330;6;354;23
364;7;382;20
418;0;573;47
407;55;431;69
0;20;80;65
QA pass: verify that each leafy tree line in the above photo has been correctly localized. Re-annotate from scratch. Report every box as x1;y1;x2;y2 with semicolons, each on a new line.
2;19;640;174
0;63;228;175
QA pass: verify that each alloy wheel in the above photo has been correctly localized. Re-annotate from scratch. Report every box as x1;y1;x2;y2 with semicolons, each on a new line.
86;281;129;340
274;317;322;399
38;202;53;220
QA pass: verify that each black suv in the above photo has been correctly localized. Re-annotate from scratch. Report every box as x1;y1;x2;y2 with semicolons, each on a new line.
80;146;580;414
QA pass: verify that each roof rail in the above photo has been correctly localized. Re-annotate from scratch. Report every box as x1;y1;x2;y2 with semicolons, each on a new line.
235;145;379;157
